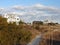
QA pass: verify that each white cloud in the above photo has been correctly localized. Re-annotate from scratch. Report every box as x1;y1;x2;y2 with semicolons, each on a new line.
12;4;60;16
12;5;26;11
0;8;4;10
0;4;60;23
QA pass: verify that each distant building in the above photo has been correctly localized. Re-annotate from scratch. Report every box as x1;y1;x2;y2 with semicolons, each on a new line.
3;13;20;25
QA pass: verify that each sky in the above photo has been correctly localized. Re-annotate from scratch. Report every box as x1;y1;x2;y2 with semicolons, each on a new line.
0;0;60;7
0;0;60;23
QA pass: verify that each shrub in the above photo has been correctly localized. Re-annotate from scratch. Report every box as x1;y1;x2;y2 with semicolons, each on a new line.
0;16;32;45
48;23;56;25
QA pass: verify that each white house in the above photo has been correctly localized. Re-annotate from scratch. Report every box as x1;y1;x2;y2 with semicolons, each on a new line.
3;13;20;25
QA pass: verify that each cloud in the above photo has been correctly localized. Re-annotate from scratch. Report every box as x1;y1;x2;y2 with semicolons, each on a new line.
12;5;26;11
12;4;60;15
31;4;60;14
0;4;60;23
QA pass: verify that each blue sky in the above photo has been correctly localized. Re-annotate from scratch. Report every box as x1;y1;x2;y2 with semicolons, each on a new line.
0;0;60;7
0;0;60;23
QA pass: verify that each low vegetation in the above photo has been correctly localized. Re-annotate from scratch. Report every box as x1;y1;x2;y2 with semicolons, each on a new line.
0;16;60;45
0;16;32;45
32;20;60;45
39;24;60;45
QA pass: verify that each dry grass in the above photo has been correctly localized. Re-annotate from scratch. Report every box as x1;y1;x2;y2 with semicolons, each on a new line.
39;24;60;45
